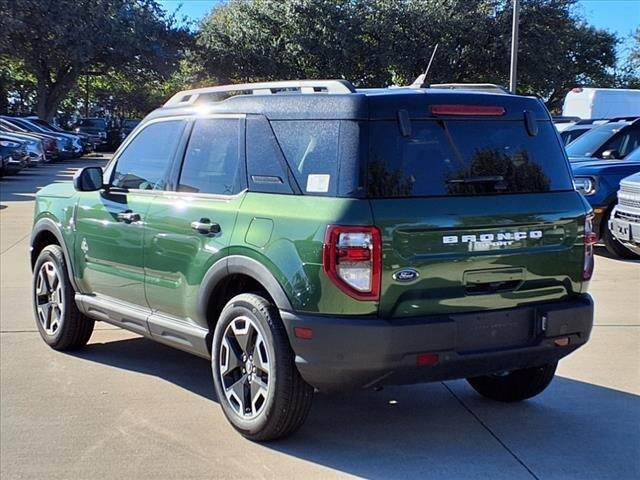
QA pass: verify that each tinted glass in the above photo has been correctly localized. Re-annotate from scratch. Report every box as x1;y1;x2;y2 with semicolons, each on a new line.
600;126;640;157
79;119;107;128
111;120;184;190
122;119;141;128
272;120;339;195
246;116;294;194
566;122;626;157
368;120;572;197
178;118;242;195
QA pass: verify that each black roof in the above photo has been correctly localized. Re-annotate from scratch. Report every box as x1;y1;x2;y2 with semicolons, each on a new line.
149;86;550;122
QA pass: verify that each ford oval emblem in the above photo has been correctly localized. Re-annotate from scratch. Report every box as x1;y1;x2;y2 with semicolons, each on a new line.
392;268;420;283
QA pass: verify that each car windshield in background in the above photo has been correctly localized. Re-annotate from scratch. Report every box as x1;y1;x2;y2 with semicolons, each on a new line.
122;119;140;129
565;123;622;158
368;120;573;197
79;119;107;128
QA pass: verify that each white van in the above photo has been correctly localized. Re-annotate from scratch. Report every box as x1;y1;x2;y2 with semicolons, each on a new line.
562;88;640;119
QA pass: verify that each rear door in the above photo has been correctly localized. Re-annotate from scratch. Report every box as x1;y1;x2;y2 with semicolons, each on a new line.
144;116;246;323
367;116;588;318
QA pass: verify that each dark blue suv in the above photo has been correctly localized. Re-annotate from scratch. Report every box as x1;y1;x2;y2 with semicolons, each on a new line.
567;118;640;258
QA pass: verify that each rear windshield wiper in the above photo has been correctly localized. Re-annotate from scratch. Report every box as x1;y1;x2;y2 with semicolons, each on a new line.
446;175;504;184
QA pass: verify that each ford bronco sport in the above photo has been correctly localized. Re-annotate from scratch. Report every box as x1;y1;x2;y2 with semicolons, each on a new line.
30;80;595;441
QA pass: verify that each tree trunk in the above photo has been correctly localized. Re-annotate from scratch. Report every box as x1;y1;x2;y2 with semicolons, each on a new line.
35;70;79;121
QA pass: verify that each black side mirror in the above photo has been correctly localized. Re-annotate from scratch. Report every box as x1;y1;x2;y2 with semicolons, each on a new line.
601;149;620;160
73;166;104;191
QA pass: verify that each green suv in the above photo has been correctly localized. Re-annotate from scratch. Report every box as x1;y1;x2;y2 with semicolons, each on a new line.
30;80;595;441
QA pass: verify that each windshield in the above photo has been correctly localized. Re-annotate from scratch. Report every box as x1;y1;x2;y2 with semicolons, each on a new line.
565;123;624;158
78;118;107;128
368;120;573;197
122;119;140;128
626;147;640;161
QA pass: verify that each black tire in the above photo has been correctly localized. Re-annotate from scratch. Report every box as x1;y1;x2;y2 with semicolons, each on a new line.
467;363;557;402
32;245;94;350
211;293;313;441
603;210;639;259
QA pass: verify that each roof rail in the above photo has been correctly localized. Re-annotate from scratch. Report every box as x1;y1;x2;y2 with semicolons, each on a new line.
164;80;356;107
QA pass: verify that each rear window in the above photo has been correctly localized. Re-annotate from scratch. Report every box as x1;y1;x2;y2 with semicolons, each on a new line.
368;120;573;197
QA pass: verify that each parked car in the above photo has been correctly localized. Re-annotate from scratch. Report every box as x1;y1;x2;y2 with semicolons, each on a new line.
571;137;640;258
119;118;141;142
552;115;581;133
0;131;46;166
30;79;595;441
73;117;119;150
26;117;96;154
562;88;640;119
0;136;28;174
609;168;640;257
0;118;59;160
566;118;640;160
559;119;608;146
0;116;80;159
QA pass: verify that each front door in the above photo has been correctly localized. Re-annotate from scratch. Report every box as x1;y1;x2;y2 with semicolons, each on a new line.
144;116;246;325
73;118;187;307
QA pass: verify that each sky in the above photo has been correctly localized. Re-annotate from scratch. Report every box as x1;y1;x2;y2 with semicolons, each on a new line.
158;0;639;60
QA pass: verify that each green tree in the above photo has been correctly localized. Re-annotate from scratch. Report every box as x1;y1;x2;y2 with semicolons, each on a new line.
197;0;618;111
0;0;189;120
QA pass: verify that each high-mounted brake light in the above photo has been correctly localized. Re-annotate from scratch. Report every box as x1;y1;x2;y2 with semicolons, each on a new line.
323;225;381;300
431;105;506;116
583;214;596;280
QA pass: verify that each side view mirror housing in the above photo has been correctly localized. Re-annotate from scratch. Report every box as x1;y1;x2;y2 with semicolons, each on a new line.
601;149;620;160
73;166;104;192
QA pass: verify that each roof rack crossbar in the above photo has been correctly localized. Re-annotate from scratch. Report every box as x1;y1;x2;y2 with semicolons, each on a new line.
164;80;356;107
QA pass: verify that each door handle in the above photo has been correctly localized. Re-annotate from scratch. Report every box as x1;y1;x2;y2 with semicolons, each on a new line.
191;218;221;235
117;210;141;224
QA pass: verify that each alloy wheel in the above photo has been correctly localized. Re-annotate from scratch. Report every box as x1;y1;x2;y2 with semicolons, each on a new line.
35;261;64;335
218;316;271;419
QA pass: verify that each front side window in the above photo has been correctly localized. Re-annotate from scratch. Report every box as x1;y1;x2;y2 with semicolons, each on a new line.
178;118;242;195
111;120;184;190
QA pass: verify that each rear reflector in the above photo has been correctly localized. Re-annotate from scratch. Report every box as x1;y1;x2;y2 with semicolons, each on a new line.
416;353;439;366
583;214;596;280
431;105;506;116
294;327;314;340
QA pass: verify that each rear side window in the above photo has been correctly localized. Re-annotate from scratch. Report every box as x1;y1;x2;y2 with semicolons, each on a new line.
271;120;340;196
368;120;573;197
112;120;184;190
178;118;243;195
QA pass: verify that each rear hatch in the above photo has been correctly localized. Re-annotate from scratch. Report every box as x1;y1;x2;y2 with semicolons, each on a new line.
366;95;589;318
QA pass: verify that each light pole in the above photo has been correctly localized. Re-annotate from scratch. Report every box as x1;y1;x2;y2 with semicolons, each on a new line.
509;0;520;93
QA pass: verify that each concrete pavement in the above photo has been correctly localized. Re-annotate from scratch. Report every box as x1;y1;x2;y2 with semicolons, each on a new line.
1;159;639;480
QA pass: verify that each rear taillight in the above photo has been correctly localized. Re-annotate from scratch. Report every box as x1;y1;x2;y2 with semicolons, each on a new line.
323;225;381;300
583;214;597;280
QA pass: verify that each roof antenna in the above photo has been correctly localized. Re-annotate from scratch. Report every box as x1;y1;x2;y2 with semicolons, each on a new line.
410;44;439;88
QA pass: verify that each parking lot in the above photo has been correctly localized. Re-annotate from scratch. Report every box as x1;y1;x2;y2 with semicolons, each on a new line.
1;158;639;480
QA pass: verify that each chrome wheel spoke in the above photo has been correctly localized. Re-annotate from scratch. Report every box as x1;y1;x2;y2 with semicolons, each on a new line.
218;315;271;419
34;261;63;336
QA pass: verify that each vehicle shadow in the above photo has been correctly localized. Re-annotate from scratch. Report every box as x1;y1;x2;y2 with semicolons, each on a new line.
595;245;640;263
71;335;640;480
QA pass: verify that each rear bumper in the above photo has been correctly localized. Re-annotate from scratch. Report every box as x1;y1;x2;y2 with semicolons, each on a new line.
282;295;594;391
